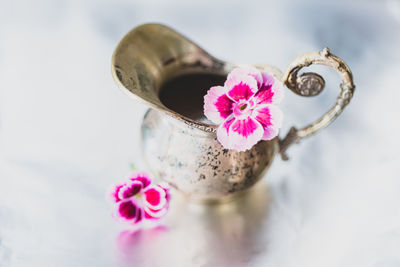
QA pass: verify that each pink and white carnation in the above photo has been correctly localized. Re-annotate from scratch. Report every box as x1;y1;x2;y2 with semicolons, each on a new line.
204;66;284;151
110;172;170;225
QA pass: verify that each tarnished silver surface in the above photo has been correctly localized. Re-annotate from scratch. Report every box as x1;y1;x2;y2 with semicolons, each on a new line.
112;24;355;201
141;109;278;201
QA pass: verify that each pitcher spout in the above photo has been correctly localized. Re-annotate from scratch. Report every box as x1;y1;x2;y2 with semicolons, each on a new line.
111;23;230;131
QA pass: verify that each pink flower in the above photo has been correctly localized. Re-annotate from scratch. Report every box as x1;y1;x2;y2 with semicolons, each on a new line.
204;66;284;151
110;172;170;225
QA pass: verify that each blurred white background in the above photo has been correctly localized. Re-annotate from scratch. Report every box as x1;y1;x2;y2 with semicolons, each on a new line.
1;0;400;266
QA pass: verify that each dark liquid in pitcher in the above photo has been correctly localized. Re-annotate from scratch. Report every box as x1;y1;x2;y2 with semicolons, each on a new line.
159;73;226;123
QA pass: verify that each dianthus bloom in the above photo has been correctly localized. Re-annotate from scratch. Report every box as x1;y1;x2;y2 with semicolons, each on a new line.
110;172;170;225
204;67;284;151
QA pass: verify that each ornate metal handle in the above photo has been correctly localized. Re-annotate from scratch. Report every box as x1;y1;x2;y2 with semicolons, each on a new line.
279;48;355;160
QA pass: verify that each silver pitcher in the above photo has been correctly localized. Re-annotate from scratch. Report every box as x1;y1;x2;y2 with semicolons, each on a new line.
111;23;355;202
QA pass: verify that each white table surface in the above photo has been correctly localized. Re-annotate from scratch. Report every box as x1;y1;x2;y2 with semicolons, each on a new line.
1;0;400;266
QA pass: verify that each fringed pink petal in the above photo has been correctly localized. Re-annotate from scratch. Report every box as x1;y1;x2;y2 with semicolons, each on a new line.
269;76;284;104
225;73;258;102
117;200;138;221
157;182;171;202
130;172;151;188
217;117;264;151
253;105;283;140
144;210;155;219
227;66;263;88
143;185;167;210
216;117;236;149
254;73;284;105
143;204;169;219
118;181;143;200
111;183;125;203
143;184;170;220
135;207;143;223
204;86;233;124
229;117;264;151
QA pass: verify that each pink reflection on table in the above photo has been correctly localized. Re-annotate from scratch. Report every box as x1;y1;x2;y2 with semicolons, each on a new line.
116;225;169;263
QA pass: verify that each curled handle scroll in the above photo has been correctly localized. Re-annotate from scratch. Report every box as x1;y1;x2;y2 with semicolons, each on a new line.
279;48;355;160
